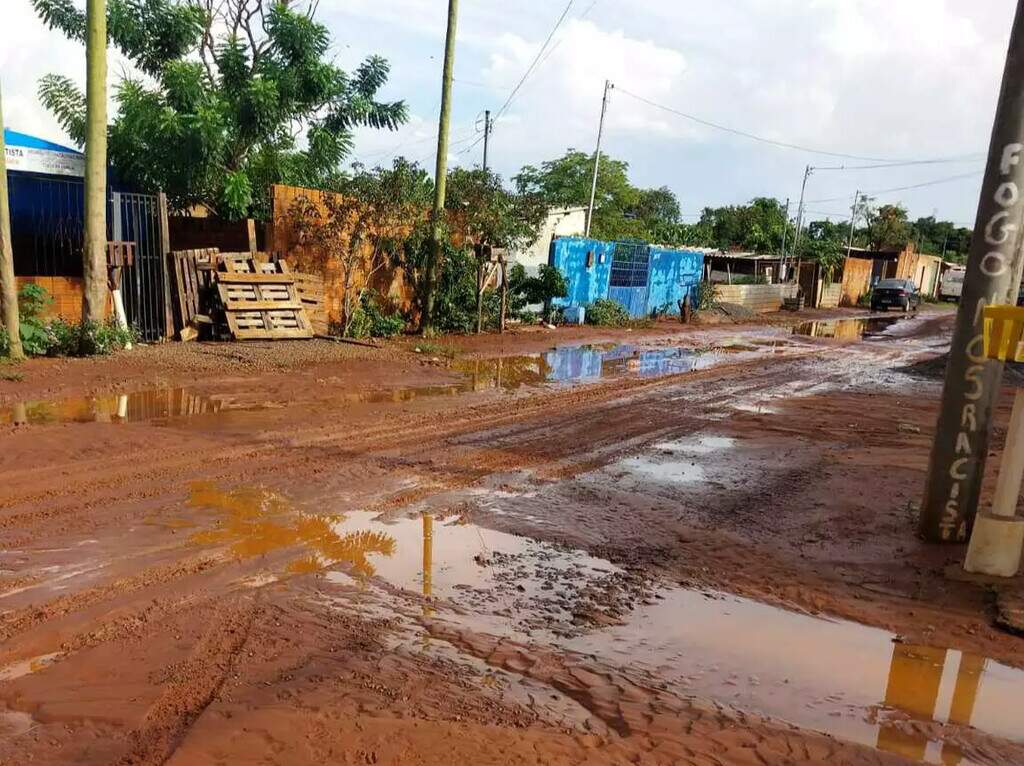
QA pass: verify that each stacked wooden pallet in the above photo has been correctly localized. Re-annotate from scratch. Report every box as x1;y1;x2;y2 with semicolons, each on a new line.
168;249;322;341
216;254;313;340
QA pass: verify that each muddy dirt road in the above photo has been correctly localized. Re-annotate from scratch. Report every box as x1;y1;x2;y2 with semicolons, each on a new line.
2;309;1024;765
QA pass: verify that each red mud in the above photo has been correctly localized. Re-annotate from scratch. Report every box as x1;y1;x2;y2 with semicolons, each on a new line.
2;306;1022;765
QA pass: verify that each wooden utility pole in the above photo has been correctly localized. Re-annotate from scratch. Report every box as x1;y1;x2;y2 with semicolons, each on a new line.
585;80;613;238
0;84;24;359
919;0;1024;542
421;0;459;334
482;109;491;172
82;0;108;325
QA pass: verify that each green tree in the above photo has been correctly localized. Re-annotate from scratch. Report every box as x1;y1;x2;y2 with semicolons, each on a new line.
514;149;681;242
446;167;546;251
866;203;911;251
697;197;792;252
289;157;432;336
33;0;407;219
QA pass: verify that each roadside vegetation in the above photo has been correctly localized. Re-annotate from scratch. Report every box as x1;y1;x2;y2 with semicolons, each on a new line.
0;284;136;359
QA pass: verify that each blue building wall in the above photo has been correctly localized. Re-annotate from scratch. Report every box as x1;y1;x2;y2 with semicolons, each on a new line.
646;246;705;316
549;237;613;309
550;237;705;318
608;285;649;318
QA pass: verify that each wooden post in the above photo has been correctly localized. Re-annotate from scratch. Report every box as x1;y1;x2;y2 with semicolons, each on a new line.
476;258;484;334
499;257;508;333
246;219;257;254
157;192;174;339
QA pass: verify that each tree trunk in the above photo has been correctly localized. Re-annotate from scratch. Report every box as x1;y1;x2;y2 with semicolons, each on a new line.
82;0;108;326
0;85;24;359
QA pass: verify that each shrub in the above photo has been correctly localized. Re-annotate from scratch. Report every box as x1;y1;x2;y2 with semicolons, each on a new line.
47;319;137;357
347;291;406;339
0;327;9;357
586;298;630;327
17;284;52;356
694;281;718;311
857;290;873;308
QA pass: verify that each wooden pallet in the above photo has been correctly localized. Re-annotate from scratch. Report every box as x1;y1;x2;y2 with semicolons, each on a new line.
170;248;218;340
214;255;313;340
291;272;328;336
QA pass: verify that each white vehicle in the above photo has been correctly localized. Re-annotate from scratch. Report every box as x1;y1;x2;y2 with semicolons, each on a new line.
939;268;965;302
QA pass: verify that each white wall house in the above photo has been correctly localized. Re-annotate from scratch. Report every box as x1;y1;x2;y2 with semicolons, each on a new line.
513;206;587;275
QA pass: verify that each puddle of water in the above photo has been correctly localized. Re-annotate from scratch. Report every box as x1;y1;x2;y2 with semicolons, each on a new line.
183;480;1022;763
793;316;901;340
3;339;792;426
562;589;1022;765
0;653;60;681
452;343;725;392
185;482;615;613
0;388;250;426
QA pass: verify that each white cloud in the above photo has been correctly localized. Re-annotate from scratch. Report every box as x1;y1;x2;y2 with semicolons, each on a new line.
0;0;1014;222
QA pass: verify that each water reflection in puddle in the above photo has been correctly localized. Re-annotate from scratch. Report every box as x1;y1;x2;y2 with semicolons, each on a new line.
564;589;1020;766
2;341;777;425
793;316;901;340
0;388;247;426
181;480;1022;764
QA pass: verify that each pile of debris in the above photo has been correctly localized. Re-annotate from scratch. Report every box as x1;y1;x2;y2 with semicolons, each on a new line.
169;249;325;342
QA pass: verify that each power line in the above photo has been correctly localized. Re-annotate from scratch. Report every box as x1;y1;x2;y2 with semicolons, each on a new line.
805;170;984;204
616;87;984;164
491;0;576;125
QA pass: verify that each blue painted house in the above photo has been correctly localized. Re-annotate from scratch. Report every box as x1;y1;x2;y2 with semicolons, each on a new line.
549;237;705;319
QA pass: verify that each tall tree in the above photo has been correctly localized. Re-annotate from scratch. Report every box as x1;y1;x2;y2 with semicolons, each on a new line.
0;85;25;359
514;149;681;242
32;0;407;219
866;203;911;250
445;167;546;251
82;0;107;324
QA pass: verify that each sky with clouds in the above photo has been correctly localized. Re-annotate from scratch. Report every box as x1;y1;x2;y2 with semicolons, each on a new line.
0;0;1016;224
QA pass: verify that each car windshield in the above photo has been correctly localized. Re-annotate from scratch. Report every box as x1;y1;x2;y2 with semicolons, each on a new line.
876;279;907;289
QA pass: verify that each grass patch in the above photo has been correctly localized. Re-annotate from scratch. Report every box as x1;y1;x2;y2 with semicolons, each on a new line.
413;341;458;360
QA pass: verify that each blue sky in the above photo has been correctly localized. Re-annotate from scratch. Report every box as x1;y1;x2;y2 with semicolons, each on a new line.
2;0;1014;224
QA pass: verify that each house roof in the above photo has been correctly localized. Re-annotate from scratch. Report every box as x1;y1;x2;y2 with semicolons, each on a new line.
4;129;81;155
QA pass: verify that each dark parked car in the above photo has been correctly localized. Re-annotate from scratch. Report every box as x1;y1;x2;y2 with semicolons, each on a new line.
871;278;921;312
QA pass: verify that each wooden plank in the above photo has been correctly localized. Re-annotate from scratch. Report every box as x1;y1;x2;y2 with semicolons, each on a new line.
158;192;174;339
216;273;296;285
224;299;303;311
173;253;190;333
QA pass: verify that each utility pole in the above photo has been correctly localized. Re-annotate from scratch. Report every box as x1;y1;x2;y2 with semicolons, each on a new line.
846;190;861;253
482;109;491;173
585;79;613;238
82;0;107;326
779;197;790;280
792;164;813;257
919;0;1024;542
0;83;24;360
420;0;459;334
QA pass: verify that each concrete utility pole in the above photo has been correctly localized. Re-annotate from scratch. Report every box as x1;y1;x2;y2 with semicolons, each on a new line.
846;190;861;252
0;83;24;359
421;0;459;334
585;79;613;238
919;0;1024;542
482;109;491;172
780;197;790;279
792;164;813;256
82;0;108;325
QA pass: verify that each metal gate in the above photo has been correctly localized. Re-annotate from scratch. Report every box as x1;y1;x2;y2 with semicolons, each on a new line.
111;191;167;342
608;241;651;318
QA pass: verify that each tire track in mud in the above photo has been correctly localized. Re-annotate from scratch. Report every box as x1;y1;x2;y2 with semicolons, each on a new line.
0;354;823;547
122;599;260;766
